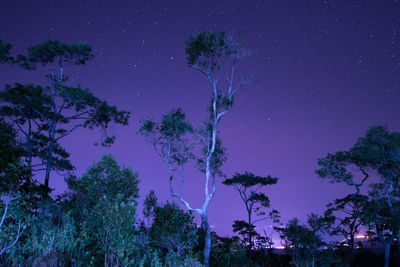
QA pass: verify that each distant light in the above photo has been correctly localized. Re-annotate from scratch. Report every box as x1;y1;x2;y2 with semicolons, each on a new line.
355;234;366;239
275;246;285;249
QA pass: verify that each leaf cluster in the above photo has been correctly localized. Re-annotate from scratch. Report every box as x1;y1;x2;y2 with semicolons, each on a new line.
223;172;278;188
139;108;194;167
0;38;12;63
185;31;245;72
316;125;400;194
65;155;140;265
17;40;93;69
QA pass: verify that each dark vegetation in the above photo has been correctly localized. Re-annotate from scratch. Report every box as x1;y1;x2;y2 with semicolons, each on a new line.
1;32;400;266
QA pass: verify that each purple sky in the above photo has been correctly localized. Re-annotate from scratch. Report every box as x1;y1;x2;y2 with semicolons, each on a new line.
1;0;400;240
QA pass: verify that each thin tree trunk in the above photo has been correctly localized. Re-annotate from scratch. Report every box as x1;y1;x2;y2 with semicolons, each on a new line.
200;95;218;267
44;121;56;190
44;66;59;191
248;211;253;249
350;234;355;266
397;233;400;267
384;242;390;267
202;212;211;267
27;120;33;169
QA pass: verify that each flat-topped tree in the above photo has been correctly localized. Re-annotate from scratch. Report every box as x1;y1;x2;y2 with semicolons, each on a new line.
139;30;250;266
0;40;130;191
223;172;278;249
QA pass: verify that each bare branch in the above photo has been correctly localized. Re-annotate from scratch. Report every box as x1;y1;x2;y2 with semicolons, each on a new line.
32;108;49;122
0;195;26;256
169;178;201;214
12;120;28;137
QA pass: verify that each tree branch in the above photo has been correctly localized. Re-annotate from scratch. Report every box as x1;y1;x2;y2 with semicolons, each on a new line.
169;178;201;214
55;124;83;141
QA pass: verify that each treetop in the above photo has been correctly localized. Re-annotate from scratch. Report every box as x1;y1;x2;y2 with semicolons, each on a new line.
17;40;93;69
223;171;278;187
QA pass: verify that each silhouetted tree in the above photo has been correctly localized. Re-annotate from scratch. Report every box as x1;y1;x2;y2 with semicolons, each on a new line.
0;40;130;191
223;171;278;249
276;214;328;267
231;220;256;247
362;196;398;267
0;118;41;212
0;84;52;171
317;125;400;267
324;193;368;264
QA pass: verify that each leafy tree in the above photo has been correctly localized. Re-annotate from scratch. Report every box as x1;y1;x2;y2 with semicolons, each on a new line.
363;187;400;267
0;119;29;192
0;120;42;264
316;144;369;195
150;201;198;261
276;214;328;267
139;108;194;178
0;84;51;171
0;40;130;191
317;125;400;267
231;220;256;248
306;214;330;267
139;30;250;266
324;193;367;264
277;218;312;267
0;118;42;215
223;171;278;249
66;155;139;266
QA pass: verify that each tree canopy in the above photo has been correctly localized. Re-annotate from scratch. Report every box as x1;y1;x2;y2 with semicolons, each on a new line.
0;40;130;191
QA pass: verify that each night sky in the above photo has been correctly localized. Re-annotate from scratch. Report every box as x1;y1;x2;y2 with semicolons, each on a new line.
1;0;400;241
